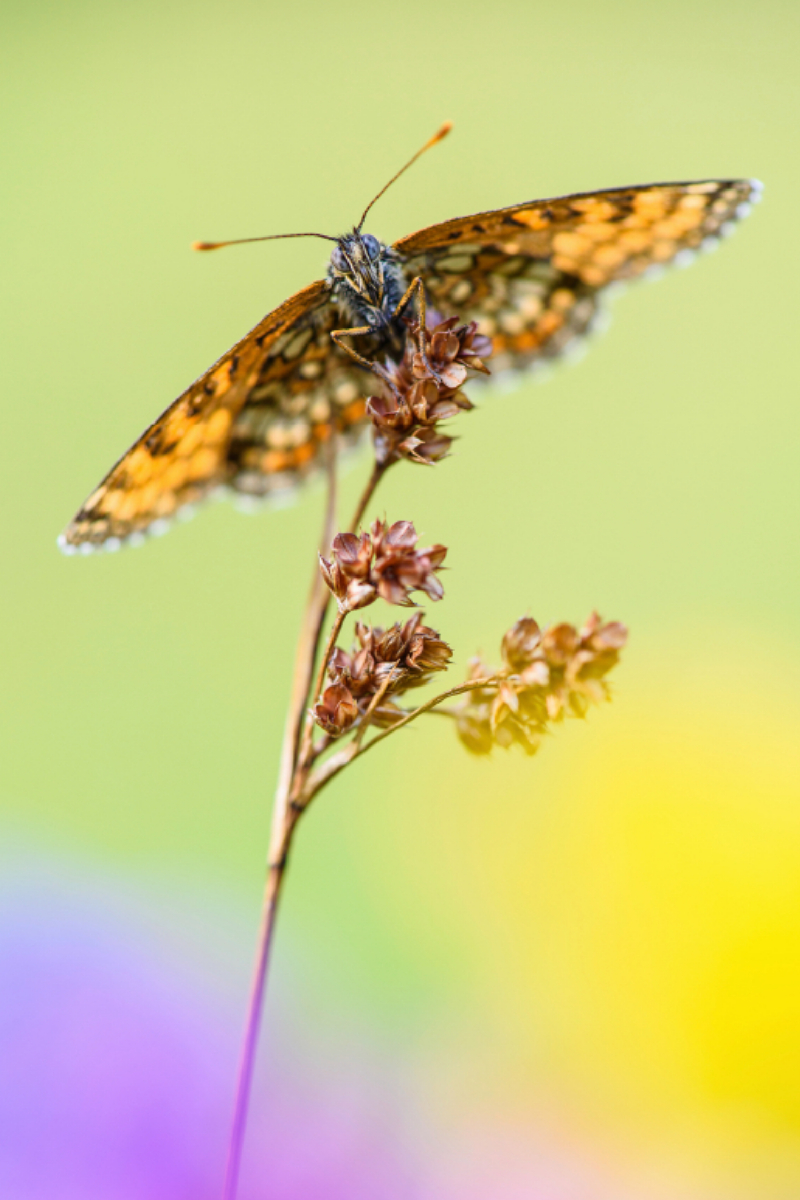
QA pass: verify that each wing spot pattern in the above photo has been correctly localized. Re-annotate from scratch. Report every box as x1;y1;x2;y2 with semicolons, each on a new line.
60;181;760;551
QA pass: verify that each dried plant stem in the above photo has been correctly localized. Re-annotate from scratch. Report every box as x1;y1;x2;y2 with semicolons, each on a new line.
302;677;499;800
349;458;388;532
273;448;339;820
223;441;338;1200
352;665;401;752
354;677;498;757
222;445;391;1200
221;859;283;1200
295;608;346;769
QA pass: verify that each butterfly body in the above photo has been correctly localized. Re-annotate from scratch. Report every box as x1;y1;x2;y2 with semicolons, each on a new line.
326;231;407;337
58;175;762;554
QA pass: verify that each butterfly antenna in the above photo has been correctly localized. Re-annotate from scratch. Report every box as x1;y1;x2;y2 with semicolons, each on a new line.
192;231;339;252
356;121;453;233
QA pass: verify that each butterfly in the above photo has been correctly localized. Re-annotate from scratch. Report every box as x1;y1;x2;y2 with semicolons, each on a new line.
58;123;761;554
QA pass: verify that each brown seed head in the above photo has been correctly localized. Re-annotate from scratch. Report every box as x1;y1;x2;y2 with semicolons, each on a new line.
369;519;447;606
312;682;359;738
320;519;447;611
501;616;542;670
412;315;492;383
455;710;495;756
367;312;489;466
456;613;628;756
352;611;453;692
325;612;453;731
318;530;377;612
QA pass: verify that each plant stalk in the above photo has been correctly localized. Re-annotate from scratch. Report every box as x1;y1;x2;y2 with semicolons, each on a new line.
222;441;390;1200
221;857;284;1200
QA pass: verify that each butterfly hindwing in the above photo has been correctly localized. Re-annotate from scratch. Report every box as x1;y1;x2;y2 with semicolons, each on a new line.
225;299;380;502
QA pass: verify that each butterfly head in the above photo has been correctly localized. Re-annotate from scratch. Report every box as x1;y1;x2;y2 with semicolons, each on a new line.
328;232;388;307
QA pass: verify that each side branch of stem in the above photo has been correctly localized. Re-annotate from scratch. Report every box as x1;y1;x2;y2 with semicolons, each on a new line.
302;676;498;800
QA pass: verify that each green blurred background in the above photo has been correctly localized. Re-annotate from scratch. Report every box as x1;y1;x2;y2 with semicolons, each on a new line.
2;0;799;1196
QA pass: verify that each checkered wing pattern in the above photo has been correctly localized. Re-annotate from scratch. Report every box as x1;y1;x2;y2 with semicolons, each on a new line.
60;178;760;552
59;280;376;552
394;179;761;373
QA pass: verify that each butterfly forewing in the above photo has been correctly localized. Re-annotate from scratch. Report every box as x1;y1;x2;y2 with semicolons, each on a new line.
60;280;344;551
395;179;760;372
60;178;760;552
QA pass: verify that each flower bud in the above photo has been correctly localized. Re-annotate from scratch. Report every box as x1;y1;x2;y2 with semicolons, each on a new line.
456;711;494;756
312;683;358;737
501;617;541;670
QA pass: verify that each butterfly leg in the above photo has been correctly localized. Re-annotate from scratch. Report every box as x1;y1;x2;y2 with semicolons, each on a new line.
392;276;441;383
330;326;400;396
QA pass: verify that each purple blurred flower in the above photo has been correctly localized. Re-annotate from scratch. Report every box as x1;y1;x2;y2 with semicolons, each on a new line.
0;850;625;1200
0;855;422;1200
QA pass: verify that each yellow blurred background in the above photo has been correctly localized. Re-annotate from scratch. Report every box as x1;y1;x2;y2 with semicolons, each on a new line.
1;1;799;1197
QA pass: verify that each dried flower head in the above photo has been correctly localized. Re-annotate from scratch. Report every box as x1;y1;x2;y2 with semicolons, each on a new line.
368;313;491;466
370;519;446;606
320;520;447;611
357;611;452;689
321;611;453;731
501;616;542;671
456;612;628;756
412;315;491;385
318;531;376;612
312;682;358;738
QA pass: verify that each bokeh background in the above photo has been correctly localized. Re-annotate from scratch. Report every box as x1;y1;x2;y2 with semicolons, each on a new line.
2;1;799;1197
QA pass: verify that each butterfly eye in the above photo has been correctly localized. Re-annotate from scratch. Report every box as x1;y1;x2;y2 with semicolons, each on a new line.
331;245;349;272
361;234;381;260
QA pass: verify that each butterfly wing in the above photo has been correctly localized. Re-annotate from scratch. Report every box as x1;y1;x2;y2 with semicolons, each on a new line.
59;278;377;552
61;180;761;552
394;179;761;374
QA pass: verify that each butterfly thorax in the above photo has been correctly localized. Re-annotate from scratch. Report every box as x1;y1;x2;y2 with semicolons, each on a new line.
327;231;407;336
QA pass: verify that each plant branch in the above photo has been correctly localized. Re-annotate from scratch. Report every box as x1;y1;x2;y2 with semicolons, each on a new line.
223;443;395;1200
349;458;388;532
302;677;499;801
221;860;283;1200
223;439;339;1200
349;676;498;758
271;435;339;824
352;665;401;752
295;607;346;773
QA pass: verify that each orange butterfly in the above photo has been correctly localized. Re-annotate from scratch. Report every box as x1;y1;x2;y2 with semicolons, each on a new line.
58;123;761;554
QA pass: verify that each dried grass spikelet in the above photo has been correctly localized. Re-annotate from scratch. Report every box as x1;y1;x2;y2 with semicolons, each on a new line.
320;519;447;612
368;313;491;465
457;612;628;756
314;612;453;736
312;682;359;737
